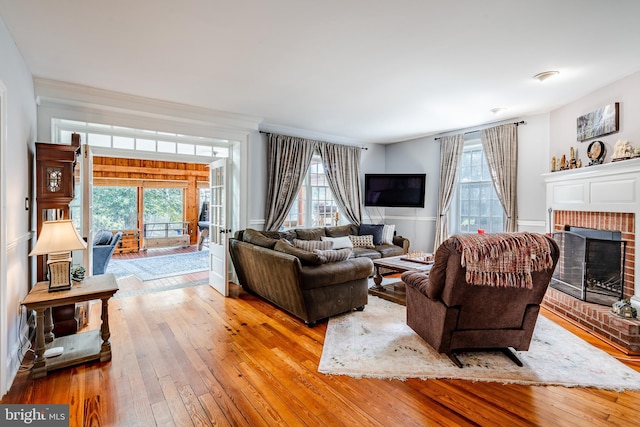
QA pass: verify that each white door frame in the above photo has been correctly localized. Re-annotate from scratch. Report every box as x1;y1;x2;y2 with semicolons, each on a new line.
0;81;8;396
81;142;93;274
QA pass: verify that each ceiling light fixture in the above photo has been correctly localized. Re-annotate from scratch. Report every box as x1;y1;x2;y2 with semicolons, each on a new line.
490;107;507;115
533;71;559;82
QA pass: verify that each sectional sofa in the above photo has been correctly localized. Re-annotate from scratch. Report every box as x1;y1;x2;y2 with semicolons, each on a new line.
229;224;409;326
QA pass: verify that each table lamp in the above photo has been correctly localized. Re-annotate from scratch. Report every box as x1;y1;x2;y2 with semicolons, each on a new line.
29;220;87;291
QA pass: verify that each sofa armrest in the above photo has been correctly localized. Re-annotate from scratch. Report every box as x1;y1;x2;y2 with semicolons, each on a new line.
392;235;410;253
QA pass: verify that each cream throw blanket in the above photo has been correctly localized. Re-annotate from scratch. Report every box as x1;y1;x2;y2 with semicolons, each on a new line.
453;232;554;288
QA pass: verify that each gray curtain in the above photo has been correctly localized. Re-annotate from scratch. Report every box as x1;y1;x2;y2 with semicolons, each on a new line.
434;134;464;250
318;142;363;225
481;123;518;232
264;134;317;231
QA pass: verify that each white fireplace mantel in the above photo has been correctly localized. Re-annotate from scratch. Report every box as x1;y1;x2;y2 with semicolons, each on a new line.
544;158;640;305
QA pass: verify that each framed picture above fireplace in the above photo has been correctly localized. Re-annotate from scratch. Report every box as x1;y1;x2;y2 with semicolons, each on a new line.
576;102;619;142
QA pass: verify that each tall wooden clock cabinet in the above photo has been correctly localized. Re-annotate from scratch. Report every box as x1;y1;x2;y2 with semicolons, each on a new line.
34;134;81;282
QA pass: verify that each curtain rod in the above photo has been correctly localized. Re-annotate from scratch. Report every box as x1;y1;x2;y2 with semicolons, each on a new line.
259;130;368;150
434;121;526;141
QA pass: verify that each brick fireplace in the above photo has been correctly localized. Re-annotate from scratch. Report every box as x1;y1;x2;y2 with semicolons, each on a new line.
544;160;640;354
543;210;638;353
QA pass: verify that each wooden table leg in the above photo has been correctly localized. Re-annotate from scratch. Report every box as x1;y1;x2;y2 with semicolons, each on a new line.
44;307;54;343
32;308;47;378
99;297;112;362
370;265;385;291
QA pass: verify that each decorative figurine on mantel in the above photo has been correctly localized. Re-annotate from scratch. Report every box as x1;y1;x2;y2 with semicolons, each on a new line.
560;154;567;170
612;139;634;161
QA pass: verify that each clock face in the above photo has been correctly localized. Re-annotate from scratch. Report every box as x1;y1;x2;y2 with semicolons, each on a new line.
46;167;63;192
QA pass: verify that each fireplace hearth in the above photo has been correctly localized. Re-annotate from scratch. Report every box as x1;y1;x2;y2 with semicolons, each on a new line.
551;226;626;306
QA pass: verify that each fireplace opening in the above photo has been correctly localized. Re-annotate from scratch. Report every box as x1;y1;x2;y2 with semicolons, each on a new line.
551;226;627;306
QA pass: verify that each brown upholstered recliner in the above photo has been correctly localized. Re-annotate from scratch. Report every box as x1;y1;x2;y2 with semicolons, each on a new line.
402;233;559;368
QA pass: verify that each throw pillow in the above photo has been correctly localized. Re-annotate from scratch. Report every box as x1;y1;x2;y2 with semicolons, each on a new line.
293;239;333;251
359;223;384;245
321;235;353;249
382;224;396;245
313;248;353;263
93;229;112;246
349;234;375;249
274;239;323;265
243;228;278;249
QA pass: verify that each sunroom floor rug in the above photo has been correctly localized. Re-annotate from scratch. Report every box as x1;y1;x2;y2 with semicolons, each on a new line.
106;251;208;281
319;296;640;390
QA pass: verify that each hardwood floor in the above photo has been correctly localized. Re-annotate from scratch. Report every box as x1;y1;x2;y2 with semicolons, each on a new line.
3;268;640;426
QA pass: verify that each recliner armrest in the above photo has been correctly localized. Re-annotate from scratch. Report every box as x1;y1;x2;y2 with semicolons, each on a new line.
402;271;441;300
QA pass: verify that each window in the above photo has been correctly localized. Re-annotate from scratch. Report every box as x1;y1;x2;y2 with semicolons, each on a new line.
52;119;231;159
452;140;504;234
282;156;342;228
93;186;139;231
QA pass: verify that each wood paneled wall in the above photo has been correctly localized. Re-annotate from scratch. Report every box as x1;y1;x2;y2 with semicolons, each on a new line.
92;157;209;245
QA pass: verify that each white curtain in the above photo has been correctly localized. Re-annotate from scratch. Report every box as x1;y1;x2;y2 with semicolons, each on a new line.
433;134;464;250
481;123;518;232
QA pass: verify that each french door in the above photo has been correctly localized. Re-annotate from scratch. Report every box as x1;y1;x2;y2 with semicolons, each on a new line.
208;159;229;296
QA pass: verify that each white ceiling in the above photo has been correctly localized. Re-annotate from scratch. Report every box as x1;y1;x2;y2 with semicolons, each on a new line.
2;0;640;143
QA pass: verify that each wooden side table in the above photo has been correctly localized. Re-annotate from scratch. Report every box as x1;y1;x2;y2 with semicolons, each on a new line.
22;273;119;378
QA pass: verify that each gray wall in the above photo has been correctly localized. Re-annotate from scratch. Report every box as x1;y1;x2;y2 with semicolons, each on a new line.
383;114;550;253
379;136;440;253
0;16;37;396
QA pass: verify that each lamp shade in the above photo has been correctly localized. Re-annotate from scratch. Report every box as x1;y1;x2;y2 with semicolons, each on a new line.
29;220;87;256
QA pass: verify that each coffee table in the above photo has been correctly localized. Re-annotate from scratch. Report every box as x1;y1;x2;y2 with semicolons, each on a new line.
369;255;433;305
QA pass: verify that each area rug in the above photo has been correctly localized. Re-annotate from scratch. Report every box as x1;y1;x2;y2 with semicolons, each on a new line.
319;296;640;390
106;251;208;281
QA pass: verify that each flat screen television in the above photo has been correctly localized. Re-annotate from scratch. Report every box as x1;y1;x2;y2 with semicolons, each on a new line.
364;173;426;208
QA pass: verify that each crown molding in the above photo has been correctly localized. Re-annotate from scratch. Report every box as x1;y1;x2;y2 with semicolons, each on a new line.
34;78;263;132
